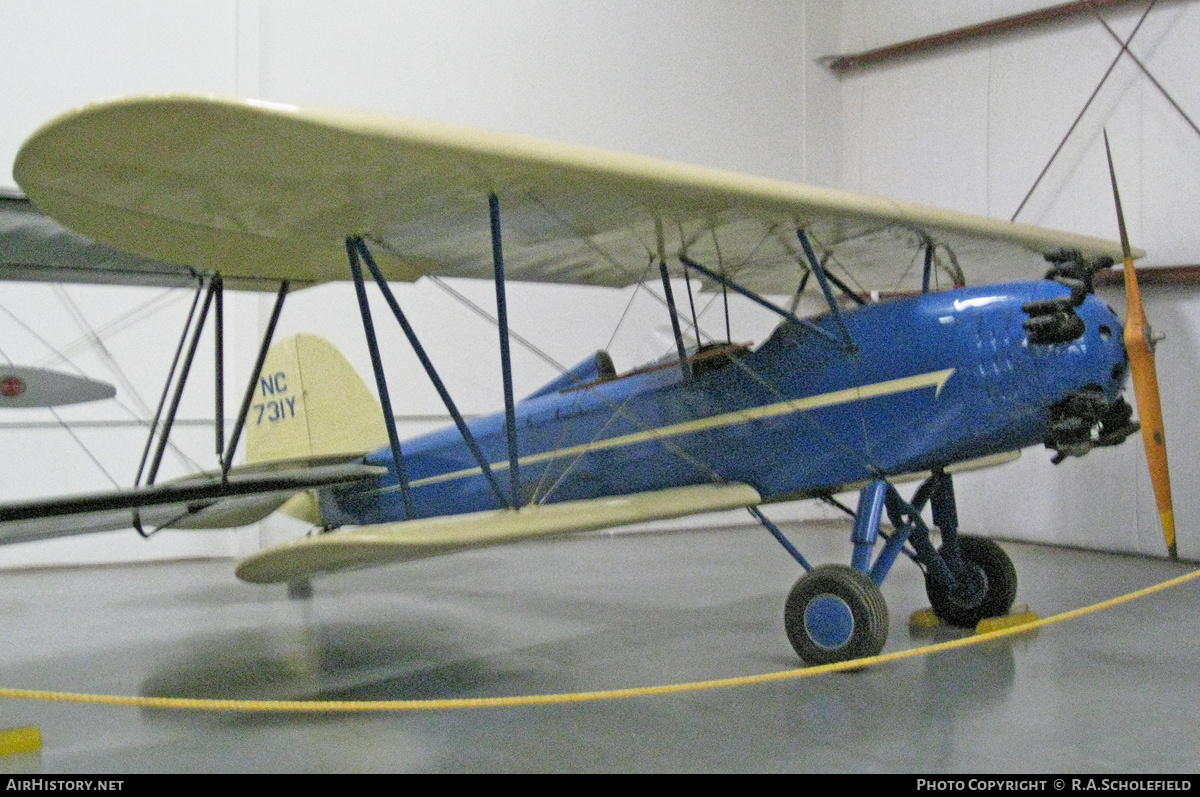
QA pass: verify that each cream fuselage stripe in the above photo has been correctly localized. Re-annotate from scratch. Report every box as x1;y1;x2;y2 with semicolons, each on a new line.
376;368;955;492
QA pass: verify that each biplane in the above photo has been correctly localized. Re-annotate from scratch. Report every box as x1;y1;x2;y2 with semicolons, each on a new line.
0;95;1175;665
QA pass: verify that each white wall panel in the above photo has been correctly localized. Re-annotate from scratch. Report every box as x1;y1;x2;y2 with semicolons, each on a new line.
254;0;807;178
843;50;992;212
1136;2;1200;268
838;1;1200;560
802;1;844;186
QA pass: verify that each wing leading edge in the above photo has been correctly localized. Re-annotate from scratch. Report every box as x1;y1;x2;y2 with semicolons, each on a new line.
15;95;1134;295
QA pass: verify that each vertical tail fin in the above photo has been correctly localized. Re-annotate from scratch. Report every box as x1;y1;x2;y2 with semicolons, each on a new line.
246;334;388;465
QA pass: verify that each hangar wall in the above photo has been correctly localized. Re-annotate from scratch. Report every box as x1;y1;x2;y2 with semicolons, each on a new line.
1;1;1197;567
836;0;1200;560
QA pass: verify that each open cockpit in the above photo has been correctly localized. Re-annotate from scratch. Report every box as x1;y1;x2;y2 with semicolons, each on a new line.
524;341;753;402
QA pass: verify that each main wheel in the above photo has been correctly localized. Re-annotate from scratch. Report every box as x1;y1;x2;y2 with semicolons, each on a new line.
784;564;889;665
924;535;1017;628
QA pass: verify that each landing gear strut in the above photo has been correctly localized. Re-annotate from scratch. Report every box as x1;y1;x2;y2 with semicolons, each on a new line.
765;469;1018;665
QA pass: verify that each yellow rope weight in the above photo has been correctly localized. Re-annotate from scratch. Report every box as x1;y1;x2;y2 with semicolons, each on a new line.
908;607;940;630
976;609;1041;635
0;727;42;756
0;566;1194;713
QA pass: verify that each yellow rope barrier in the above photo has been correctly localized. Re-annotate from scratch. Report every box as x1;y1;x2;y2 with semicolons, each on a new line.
2;566;1196;713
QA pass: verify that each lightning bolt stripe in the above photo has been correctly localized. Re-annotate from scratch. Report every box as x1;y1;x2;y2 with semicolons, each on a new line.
375;368;955;492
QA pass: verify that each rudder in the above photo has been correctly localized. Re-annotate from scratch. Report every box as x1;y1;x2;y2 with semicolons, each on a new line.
246;334;388;465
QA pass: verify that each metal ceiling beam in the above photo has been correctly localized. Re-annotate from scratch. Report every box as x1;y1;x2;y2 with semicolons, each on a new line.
1094;264;1200;286
823;0;1163;74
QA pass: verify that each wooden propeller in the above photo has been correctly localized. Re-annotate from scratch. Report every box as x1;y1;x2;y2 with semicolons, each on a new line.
1103;131;1176;560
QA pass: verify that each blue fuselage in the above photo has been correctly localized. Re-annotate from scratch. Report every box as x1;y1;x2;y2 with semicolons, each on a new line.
320;281;1128;525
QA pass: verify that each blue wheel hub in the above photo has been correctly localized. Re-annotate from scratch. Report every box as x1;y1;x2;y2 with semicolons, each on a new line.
803;593;855;650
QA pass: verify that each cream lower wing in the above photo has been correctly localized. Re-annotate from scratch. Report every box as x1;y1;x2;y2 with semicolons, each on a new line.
235;482;762;584
235;451;1020;584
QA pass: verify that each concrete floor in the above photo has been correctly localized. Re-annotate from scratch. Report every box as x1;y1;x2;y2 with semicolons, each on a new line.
0;519;1196;773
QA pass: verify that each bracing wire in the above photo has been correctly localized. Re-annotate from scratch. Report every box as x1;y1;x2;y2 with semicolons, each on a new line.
38;288;185;367
1088;2;1200;143
427;195;895;502
0;290;203;478
605;257;657;352
47;407;120;489
0;338;121;489
52;284;154;418
1011;0;1158;222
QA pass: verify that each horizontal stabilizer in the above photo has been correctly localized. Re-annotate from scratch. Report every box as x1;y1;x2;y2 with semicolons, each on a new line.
0;460;385;546
236;482;762;584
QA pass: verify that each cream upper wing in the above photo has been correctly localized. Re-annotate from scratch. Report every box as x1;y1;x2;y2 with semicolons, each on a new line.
14;94;1132;294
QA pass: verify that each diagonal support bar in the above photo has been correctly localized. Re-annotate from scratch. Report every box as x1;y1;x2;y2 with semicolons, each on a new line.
750;506;812;570
489;195;522;509
213;274;224;464
797;231;856;351
684;270;702;338
347;237;414;519
658;259;691;378
922;243;935;294
146;276;218;486
818;267;867;307
136;279;205;488
884;477;951;589
353;238;511;508
222;280;289;476
679;254;843;347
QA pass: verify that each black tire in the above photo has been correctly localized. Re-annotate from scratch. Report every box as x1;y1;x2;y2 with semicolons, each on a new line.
924;536;1017;628
784;564;889;665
